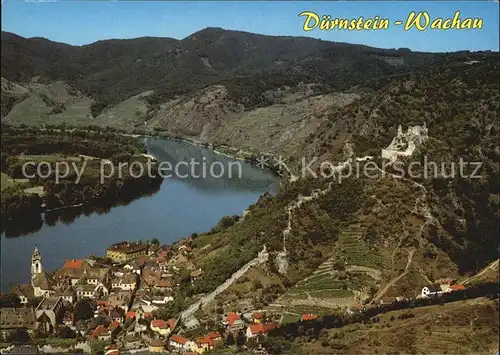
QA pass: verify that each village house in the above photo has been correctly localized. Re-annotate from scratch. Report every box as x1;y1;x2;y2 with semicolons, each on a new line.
169;253;196;271
88;321;121;342
141;266;162;289
11;284;34;305
85;267;111;285
421;284;443;298
301;314;318;321
123;262;142;275
169;335;191;351
125;311;137;321
190;269;203;283
88;325;111;341
54;288;76;304
252;312;263;324
107;290;132;311
62;311;74;327
151;255;166;264
154;279;173;292
0;307;37;340
53;259;89;287
125;305;148;321
111;273;137;291
109;307;125;323
95;306;112;322
206;331;222;341
158;261;171;273
54;267;85;287
246;323;280;338
152;295;174;305
35;296;64;334
106;241;148;262
105;344;120;355
225;312;245;333
149;339;166;353
123;334;143;349
109;320;121;335
448;283;465;292
194;336;215;353
194;331;222;353
133;297;158;314
32;272;56;298
150;318;175;336
75;284;98;299
178;244;190;254
95;281;110;297
63;259;88;270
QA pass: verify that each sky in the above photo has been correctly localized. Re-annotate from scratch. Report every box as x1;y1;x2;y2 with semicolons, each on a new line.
1;1;499;52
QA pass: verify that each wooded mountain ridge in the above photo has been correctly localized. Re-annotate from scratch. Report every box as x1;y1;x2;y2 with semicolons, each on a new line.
2;27;443;110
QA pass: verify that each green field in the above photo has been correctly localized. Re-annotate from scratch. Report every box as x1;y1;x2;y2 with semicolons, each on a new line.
1;172;29;191
337;225;386;269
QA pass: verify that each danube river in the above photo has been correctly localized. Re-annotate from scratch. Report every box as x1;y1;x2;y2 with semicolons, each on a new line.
0;137;278;291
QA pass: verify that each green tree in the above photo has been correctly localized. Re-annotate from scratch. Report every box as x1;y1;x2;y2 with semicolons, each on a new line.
6;329;29;344
225;332;235;346
57;325;76;339
235;330;246;347
0;293;21;308
74;299;94;322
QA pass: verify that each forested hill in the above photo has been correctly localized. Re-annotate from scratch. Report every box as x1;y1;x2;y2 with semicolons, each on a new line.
2;28;441;108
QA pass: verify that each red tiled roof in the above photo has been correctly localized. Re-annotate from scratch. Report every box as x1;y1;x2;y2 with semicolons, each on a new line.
253;312;263;319
151;319;168;329
91;325;109;337
109;321;120;331
248;323;280;335
144;312;153;318
155;279;172;288
64;259;85;269
226;312;240;326
126;311;136;319
301;314;318;321
170;335;188;345
149;339;164;347
206;331;221;340
196;336;211;345
450;284;465;291
167;319;176;329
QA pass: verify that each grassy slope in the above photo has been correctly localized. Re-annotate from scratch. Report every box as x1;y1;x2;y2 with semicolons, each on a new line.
300;297;499;355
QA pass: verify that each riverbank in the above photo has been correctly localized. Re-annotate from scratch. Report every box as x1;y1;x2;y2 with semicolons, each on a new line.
1;136;279;290
0;125;164;234
132;131;289;181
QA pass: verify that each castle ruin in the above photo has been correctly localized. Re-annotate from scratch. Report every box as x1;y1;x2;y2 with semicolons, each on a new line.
381;123;428;162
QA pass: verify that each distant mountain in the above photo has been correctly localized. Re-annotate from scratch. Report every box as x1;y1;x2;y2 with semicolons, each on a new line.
2;28;441;110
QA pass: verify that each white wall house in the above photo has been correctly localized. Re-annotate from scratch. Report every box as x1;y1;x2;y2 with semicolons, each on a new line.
421;284;442;298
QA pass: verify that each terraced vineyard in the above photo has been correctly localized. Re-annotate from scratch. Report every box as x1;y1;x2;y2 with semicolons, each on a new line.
268;225;388;315
335;225;386;270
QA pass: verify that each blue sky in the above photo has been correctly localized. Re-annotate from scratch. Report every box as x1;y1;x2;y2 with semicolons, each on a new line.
1;1;498;52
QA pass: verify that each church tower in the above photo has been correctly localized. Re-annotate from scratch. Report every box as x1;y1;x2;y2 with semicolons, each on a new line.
31;246;43;280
